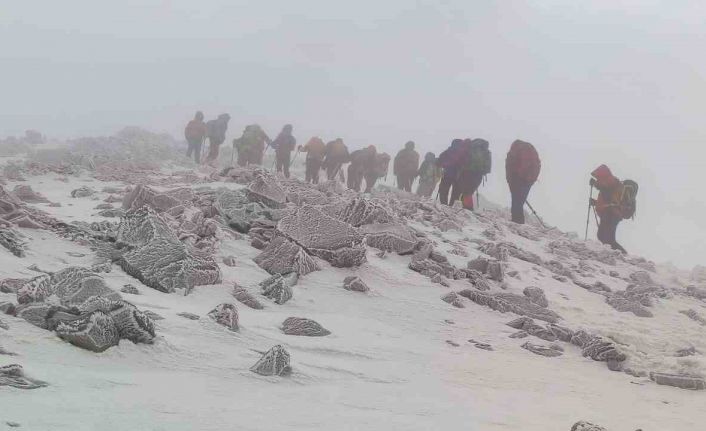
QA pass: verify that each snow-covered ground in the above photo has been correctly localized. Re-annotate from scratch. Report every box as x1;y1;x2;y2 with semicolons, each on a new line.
1;153;705;431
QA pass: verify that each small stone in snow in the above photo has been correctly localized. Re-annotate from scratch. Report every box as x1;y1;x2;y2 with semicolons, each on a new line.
177;312;200;320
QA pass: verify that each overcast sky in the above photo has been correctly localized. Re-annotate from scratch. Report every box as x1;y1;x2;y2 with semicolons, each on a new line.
2;0;705;267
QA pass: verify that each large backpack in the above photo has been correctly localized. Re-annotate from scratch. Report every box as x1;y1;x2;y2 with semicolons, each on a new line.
507;140;540;183
467;139;492;176
617;179;638;219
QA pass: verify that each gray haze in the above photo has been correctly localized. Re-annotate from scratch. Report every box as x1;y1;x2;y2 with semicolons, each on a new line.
2;0;705;267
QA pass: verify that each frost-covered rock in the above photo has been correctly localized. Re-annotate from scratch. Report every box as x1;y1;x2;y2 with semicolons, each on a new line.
441;292;464;308
55;311;120;352
324;197;393;227
232;284;265;309
680;309;706;326
604;295;653;318
343;276;370;293
580;336;626;363
12;185;50;203
254;235;320;276
250;345;291;376
281;317;330;336
177;312;200;320
208;303;239;331
260;273;296;305
17;267;120;307
122;184;188;212
15;303;53;329
360;223;418;255
0;227;26;257
570;421;608;431
78;296;155;344
649;372;705;390
0;364;48;389
71;186;96;198
521;342;563;357
246;172;287;208
120;284;140;295
523;286;548;308
222;256;237;267
116;207;221;294
457;289;561;323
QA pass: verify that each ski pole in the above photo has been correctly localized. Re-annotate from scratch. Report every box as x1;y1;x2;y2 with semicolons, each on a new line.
585;185;594;240
525;200;546;229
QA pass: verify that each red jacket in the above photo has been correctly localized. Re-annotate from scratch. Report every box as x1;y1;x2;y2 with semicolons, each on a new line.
591;164;622;218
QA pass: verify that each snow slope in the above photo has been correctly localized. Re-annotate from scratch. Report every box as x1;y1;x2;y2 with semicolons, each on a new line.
1;157;705;431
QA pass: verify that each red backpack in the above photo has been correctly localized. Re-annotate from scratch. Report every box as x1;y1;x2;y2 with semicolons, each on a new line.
506;140;541;183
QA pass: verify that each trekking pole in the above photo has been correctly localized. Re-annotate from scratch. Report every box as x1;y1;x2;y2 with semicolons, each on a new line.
476;191;480;210
585;185;594;240
525;200;547;229
230;143;235;167
289;148;301;168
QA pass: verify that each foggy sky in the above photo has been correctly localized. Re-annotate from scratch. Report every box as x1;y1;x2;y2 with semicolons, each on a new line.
2;0;706;267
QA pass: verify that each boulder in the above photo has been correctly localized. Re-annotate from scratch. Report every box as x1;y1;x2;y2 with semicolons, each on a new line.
246;172;287;208
12;185;50;204
281;317;330;336
232;284;265;310
0;364;48;389
208;303;239;331
360;223;418;255
571;421;608;431
78;296;155;344
343;276;370;293
55;311;120;352
441;292;464;308
70;186;96;198
254;235;320;276
0;227;26;257
260;273;296;305
250;345;291;376
523;286;548;308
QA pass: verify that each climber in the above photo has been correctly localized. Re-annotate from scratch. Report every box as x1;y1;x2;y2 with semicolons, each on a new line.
233;124;271;167
454;138;491;210
437;139;467;205
271;124;296;178
365;152;391;193
184;111;207;164
204;113;230;166
299;137;326;184
589;165;638;254
393;141;420;193
322;138;350;181
505;140;541;224
416;152;442;198
347;145;377;192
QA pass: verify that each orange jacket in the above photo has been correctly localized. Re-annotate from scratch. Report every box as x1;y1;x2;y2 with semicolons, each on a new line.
591;164;622;218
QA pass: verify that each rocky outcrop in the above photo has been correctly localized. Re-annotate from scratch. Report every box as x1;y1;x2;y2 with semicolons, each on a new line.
115;207;221;294
458;289;561;323
281;317;331;336
0;364;48;389
250;345;291;376
208;303;239;331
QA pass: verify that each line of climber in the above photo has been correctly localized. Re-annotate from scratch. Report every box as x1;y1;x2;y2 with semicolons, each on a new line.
184;112;638;254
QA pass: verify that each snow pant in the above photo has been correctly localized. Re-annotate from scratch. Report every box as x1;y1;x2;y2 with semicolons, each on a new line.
276;151;291;178
347;165;364;192
364;173;378;193
416;179;437;198
236;148;248;167
305;158;323;184
186;138;203;164
453;172;484;210
597;213;627;254
326;163;343;181
206;138;224;165
509;180;533;224
396;174;413;192
439;172;455;205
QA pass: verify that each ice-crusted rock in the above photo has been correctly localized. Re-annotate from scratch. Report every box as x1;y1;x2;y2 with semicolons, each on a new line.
120;284;140;295
649;372;706;390
208;303;239;331
604;295;653;318
246;172;287;208
0;301;15;315
277;205;366;268
281;317;331;336
324;197;393;227
55;311;120;352
78;296;155;344
177;312;200;320
441;292;464;308
570;421;608;431
254;235;320;276
521;342;563;357
214;188;272;233
260;273;296;305
686;285;706;301
343;276;370;293
17;267;120;306
505;317;559;342
122;184;189;212
71;186;96;198
487;261;504;282
116;207;221;294
222;256;237;267
431;273;450;287
680;309;706;326
360;223;418;255
466;270;491;291
581;336;626;363
250;345;291;376
0;364;48;389
12;185;50;203
478;242;509;262
232;284;265;310
523;286;548;308
457;289;560;323
0;278;26;294
15;303;54;329
467;257;489;273
0;227;26;257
